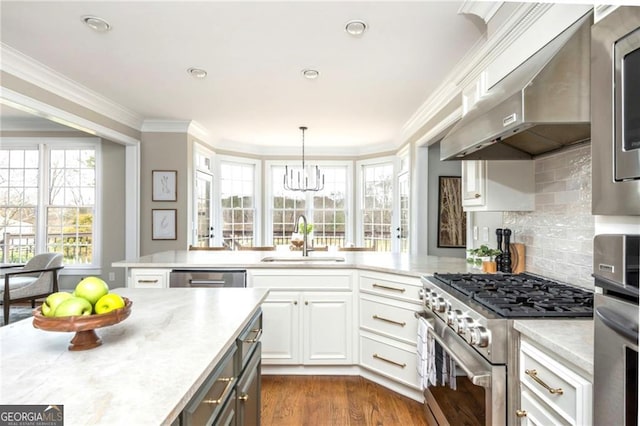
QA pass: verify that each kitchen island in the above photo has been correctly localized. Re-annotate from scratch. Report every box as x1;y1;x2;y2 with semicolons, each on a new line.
0;287;268;425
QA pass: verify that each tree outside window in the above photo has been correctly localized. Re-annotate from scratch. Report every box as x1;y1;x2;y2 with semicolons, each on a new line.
362;163;393;251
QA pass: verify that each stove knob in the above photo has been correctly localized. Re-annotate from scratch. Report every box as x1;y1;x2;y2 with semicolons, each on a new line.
431;297;447;313
467;326;491;348
446;309;462;326
455;316;474;335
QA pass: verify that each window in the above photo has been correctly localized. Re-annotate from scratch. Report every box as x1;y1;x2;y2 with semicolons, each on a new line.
268;162;350;247
219;158;257;248
361;161;394;251
0;139;98;266
0;147;38;262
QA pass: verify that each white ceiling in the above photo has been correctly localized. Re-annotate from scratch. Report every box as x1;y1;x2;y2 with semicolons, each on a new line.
0;1;487;152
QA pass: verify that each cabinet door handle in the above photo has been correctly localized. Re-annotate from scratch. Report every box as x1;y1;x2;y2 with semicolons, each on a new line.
293;301;298;305
372;314;406;327
525;369;563;395
515;410;527;418
203;377;235;404
137;279;159;283
305;301;308;305
373;353;406;368
238;393;249;402
372;283;406;293
474;193;481;198
243;328;263;343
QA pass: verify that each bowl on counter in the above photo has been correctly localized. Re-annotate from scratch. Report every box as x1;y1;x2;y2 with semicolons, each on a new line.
32;297;132;351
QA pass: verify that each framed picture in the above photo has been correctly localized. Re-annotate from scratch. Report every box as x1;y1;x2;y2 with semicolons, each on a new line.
152;170;177;201
437;176;466;248
152;209;177;240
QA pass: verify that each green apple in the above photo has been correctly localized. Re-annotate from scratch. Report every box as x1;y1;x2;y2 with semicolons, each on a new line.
74;276;109;306
41;292;73;317
94;293;125;315
53;297;92;317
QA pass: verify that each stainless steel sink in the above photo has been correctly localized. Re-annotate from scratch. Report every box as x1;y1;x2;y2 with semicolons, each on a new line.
260;256;345;263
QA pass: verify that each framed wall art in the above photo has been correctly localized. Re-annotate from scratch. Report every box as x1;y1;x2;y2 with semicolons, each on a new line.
152;209;177;240
437;176;466;248
152;170;177;201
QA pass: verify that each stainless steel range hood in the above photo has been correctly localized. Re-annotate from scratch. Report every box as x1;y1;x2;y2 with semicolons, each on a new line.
440;13;592;161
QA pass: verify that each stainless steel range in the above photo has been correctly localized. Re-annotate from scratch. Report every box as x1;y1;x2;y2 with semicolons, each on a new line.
419;272;594;426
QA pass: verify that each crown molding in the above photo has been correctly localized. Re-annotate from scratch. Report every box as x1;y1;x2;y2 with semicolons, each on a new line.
400;2;547;144
141;119;191;133
458;1;503;24
187;120;210;143
0;43;144;131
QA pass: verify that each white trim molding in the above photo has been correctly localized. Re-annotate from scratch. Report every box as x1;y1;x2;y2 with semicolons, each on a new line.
0;43;143;130
458;1;503;24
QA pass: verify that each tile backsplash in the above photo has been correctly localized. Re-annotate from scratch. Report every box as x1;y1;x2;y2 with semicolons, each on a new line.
503;144;594;289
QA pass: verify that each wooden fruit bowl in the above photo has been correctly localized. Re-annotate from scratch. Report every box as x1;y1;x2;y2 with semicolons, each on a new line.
32;297;132;351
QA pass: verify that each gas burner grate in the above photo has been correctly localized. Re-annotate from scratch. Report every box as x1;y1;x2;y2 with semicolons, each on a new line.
432;272;594;318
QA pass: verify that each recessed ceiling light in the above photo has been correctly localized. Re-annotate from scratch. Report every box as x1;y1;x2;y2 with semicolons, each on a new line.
302;69;320;80
187;68;208;79
82;16;111;33
345;20;367;37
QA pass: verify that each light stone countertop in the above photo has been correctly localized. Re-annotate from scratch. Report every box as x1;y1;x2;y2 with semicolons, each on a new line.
112;250;474;277
514;319;594;377
0;287;269;425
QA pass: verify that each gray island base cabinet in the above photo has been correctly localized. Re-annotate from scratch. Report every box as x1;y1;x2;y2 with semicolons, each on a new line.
0;288;268;425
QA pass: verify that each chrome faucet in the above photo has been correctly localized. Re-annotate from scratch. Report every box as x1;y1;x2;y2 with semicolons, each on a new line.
296;214;310;256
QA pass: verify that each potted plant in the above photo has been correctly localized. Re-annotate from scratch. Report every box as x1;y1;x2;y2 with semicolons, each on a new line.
291;223;314;249
466;245;501;271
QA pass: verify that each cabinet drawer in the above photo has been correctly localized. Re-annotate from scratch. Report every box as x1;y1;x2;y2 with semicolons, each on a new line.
130;269;167;288
237;310;262;373
359;274;421;303
183;345;237;426
520;389;569;426
520;340;591;425
360;296;419;345
360;334;419;389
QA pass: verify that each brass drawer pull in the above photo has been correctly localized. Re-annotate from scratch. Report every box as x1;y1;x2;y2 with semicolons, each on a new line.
238;393;249;402
515;410;527;418
525;369;563;395
243;328;263;343
372;314;406;327
137;279;159;283
373;353;406;368
203;377;235;404
372;283;406;293
474;193;481;199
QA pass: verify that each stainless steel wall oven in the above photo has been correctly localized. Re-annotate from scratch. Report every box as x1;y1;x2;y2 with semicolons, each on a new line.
593;234;639;426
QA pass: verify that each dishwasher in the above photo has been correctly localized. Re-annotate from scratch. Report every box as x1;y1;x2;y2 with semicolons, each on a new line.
169;269;246;288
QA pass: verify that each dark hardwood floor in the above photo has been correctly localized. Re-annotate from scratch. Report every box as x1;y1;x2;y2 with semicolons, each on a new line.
261;375;428;426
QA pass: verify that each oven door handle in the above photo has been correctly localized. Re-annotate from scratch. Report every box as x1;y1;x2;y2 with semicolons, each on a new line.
427;327;492;388
595;306;639;342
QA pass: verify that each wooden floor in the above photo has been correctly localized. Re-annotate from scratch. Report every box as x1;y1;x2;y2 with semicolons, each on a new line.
261;375;428;426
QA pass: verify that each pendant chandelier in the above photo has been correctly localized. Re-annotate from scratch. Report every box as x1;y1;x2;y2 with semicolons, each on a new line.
283;126;325;192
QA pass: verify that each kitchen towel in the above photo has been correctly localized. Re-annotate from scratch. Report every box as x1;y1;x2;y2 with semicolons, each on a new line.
416;315;436;389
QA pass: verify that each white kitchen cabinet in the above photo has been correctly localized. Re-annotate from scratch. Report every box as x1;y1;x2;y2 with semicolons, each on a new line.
260;290;353;365
128;268;169;288
260;291;299;363
518;339;592;426
462;160;534;211
358;271;422;392
250;269;355;366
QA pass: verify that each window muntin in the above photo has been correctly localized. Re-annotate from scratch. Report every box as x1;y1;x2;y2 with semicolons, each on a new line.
271;165;306;245
362;162;393;251
220;161;255;248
